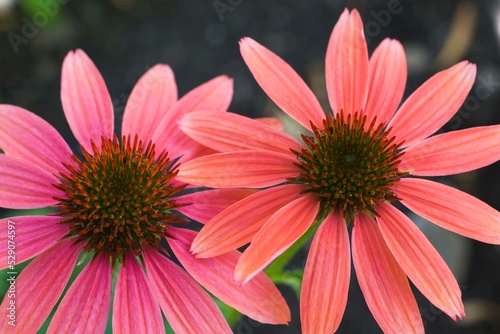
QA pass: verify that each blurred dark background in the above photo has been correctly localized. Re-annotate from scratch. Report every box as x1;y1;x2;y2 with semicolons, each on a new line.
1;0;500;333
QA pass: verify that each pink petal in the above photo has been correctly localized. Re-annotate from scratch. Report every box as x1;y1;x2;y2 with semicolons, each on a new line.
122;64;178;144
0;155;63;209
255;117;285;130
168;227;290;324
0;216;67;269
377;203;465;320
364;39;407;126
176;150;299;188
175;188;258;224
399;125;500;176
326;9;369;116
179;110;302;154
48;254;112;334
394;178;500;244
352;214;424;333
113;254;165;334
192;184;306;258
0;105;73;175
144;249;231;334
0;239;80;334
387;61;476;148
301;212;350;334
235;194;319;283
61;49;114;152
240;37;325;131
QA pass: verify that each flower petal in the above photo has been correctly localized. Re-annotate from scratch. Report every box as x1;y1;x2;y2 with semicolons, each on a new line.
192;184;306;257
387;61;476;148
352;214;424;333
144;249;231;334
61;49;114;152
0;105;73;175
169;227;290;324
122;64;178;144
0;155;62;209
235;194;319;283
176;150;299;188
400;125;500;176
113;254;165;334
255;117;285;130
48;254;112;334
394;178;500;244
364;39;407;126
326;9;369;116
377;203;465;320
0;240;80;334
301;212;350;334
0;216;67;269
240;37;325;131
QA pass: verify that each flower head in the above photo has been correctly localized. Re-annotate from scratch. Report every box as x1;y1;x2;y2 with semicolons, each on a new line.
176;9;500;333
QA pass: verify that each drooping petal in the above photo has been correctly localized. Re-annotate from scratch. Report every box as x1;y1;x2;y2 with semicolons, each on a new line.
144;249;231;334
122;64;178;144
301;212;350;334
387;61;476;148
168;227;290;324
0;105;73;175
0;239;80;334
179;110;302;155
113;254;165;334
364;39;407;126
192;184;306;257
377;203;465;320
235;194;319;283
0;216;67;269
240;37;325;131
352;214;424;333
61;49;114;152
176;150;299;188
325;9;369;116
0;155;63;209
399;125;500;176
394;178;500;244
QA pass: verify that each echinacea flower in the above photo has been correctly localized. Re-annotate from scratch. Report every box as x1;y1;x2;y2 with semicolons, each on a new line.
0;49;290;333
176;8;500;334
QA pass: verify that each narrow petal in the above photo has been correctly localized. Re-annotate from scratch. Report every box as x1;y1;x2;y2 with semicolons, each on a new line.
0;105;73;175
169;227;290;324
235;195;319;283
0;240;80;334
394;178;500;244
255;117;285;130
326;9;369;116
179;110;303;154
352;214;424;333
0;155;63;209
301;212;350;334
113;254;165;334
177;150;299;188
387;61;476;148
61;49;114;152
192;184;306;257
48;254;112;334
399;125;500;176
364;39;407;126
377;203;465;320
240;37;325;131
122;64;178;143
0;216;67;269
144;249;231;334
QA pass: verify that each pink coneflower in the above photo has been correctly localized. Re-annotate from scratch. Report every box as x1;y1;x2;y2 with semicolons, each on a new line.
0;49;290;333
176;9;500;333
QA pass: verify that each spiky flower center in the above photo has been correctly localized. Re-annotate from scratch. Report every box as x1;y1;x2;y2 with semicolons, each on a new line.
53;135;185;262
291;112;406;222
